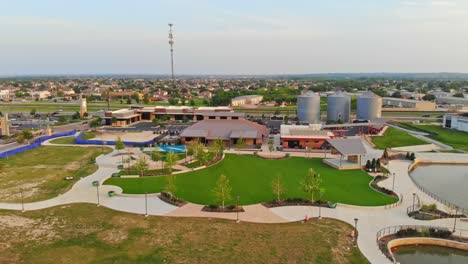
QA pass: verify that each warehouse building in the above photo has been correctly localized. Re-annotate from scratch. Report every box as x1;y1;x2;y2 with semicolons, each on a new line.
443;115;468;133
180;119;269;147
436;96;468;107
103;105;238;126
382;97;436;111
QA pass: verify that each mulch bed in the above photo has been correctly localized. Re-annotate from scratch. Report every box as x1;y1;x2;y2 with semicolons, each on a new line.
371;176;398;197
158;192;187;207
201;205;245;213
262;199;334;208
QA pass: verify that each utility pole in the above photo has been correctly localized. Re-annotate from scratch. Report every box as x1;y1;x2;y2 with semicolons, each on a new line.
168;23;176;90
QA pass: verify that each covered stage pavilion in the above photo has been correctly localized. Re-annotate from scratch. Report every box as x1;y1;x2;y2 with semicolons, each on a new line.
323;137;368;170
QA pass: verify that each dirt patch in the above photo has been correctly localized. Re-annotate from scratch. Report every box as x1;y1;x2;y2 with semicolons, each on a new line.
97;229;129;244
0;215;36;228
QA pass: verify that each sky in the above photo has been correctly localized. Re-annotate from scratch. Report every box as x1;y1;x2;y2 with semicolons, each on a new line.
1;0;468;75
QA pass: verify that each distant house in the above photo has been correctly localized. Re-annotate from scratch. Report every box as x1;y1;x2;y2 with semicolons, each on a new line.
31;91;51;99
231;95;263;106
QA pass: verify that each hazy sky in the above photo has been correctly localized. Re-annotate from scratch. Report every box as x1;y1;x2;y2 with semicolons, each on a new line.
1;0;468;75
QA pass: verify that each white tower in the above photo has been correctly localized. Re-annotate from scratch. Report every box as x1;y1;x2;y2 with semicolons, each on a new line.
80;96;87;118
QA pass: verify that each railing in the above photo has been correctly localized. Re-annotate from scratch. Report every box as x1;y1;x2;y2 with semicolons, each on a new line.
407;164;468;215
406;193;421;215
376;225;468;263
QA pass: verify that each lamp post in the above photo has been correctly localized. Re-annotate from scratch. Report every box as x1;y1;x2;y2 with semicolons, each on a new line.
20;188;25;212
318;192;323;220
453;208;458;232
392;172;396;192
353;218;358;246
145;192;148;217
95;182;100;206
412;193;416;212
236;195;240;223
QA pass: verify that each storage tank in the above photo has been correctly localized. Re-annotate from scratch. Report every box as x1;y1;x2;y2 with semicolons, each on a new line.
356;91;382;121
327;91;351;123
297;92;321;124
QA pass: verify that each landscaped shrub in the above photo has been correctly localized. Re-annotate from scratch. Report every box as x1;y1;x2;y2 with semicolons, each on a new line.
420;204;437;212
429;228;452;238
285;153;290;158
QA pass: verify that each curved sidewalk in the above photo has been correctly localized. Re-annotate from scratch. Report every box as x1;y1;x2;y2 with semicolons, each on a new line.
0;143;467;264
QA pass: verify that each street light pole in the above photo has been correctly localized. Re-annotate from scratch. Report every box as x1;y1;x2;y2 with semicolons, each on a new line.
318;192;323;220
145;192;148;217
96;184;100;206
20;188;25;212
236;195;240;223
453;208;458;232
392;172;396;192
354;218;358;247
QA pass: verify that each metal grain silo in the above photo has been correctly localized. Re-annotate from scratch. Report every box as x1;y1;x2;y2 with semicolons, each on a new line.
327;91;351;123
356;91;382;121
297;92;321;124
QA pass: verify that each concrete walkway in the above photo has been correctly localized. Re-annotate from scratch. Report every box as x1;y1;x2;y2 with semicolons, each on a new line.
0;140;467;264
387;123;454;150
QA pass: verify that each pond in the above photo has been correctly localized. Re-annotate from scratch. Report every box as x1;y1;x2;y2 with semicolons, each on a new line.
393;245;468;264
410;164;468;209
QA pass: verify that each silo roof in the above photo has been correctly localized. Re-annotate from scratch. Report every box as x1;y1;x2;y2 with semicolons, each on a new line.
329;91;349;97
359;91;380;98
299;92;320;97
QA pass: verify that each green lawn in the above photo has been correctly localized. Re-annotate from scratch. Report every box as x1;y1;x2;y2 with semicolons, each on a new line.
105;154;397;206
0;204;368;264
392;123;468;151
0;146;111;202
49;136;75;144
371;127;427;149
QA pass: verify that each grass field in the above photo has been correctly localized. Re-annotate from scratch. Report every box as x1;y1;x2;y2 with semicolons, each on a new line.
105;154;397;206
0;146;111;202
392;123;468;151
0;204;368;264
49;136;75;144
371;127;427;149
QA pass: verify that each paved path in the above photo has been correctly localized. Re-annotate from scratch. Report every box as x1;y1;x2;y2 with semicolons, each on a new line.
387;123;454;150
0;141;467;264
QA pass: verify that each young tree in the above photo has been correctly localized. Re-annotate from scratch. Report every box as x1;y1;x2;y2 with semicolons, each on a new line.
371;158;377;172
213;138;224;156
22;130;34;144
115;137;125;152
236;136;245;149
132;157;149;177
165;174;177;196
376;158;381;171
365;160;371;171
151;150;163;169
410;152;416;161
165;151;179;174
16;134;25;144
30;108;36;116
301;168;322;202
212;174;232;207
89;117;101;130
271;175;286;202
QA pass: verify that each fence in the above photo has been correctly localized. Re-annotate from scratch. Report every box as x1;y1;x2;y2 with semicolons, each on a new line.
376;224;468;263
407;164;468;215
0;130;76;158
75;132;157;147
406;193;421;215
